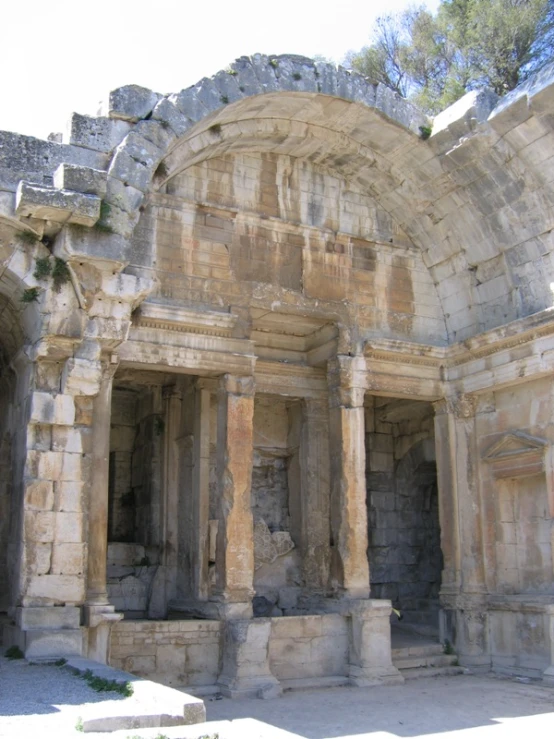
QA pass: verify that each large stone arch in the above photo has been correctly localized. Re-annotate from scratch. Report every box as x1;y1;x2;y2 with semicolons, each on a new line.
95;55;554;343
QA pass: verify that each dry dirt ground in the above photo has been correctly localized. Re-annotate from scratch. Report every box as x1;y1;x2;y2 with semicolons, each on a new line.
206;674;554;739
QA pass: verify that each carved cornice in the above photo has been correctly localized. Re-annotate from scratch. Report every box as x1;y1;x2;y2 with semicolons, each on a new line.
134;301;237;338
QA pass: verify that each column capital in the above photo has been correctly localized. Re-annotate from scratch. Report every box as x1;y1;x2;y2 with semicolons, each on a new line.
162;385;183;401
328;355;366;409
219;374;255;397
433;394;476;419
99;352;120;382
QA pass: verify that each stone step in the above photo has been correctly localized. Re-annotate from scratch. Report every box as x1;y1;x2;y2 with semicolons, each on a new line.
400;665;465;680
392;643;444;659
281;675;350;691
394;654;459;670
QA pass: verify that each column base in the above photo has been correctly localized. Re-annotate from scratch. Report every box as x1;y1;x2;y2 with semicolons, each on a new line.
217;618;282;699
83;604;123;664
349;665;404;687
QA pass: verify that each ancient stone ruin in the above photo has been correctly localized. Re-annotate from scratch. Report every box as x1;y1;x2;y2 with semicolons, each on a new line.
1;54;554;694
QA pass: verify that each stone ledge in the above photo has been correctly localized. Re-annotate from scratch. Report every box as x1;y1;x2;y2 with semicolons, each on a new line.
16;181;100;226
65;657;206;731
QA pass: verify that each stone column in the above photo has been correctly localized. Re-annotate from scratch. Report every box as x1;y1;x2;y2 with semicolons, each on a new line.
213;374;255;619
300;398;331;593
328;356;370;599
84;356;122;657
148;386;182;618
192;380;212;601
348;600;403;686
434;394;489;669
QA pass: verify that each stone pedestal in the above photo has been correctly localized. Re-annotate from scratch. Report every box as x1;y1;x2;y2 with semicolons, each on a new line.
348;600;403;686
217;619;282;698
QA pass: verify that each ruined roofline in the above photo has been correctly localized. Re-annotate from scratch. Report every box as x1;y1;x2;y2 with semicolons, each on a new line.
1;53;553;248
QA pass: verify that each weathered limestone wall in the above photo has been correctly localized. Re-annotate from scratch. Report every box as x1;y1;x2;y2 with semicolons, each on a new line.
132;152;446;346
365;397;441;621
268;614;349;680
476;378;554;596
110;619;223;687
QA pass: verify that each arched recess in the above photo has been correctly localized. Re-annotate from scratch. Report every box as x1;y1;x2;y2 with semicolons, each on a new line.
102;55;554;342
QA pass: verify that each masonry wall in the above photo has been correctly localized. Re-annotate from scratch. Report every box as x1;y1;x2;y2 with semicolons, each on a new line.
109;614;349;688
131;152;446;345
110;619;223;687
476;378;554;596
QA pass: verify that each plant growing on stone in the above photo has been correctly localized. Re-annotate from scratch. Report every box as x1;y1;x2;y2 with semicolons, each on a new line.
208;123;222;136
95;201;116;234
269;58;278;69
419;125;432;140
51;257;71;292
443;639;454;655
33;256;52;280
17;230;40;246
20;287;40;304
75;716;84;732
81;668;134;696
292;72;302;80
220;95;229;104
5;645;24;659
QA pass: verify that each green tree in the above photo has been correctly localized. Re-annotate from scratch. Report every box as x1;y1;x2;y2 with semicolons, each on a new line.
348;0;554;114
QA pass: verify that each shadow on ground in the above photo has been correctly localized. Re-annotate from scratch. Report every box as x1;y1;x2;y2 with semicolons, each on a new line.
206;675;554;738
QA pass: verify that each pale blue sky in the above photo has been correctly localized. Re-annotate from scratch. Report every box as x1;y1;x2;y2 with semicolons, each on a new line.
1;0;439;139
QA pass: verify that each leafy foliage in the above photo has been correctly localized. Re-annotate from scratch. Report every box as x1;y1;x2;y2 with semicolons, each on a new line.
348;0;554;114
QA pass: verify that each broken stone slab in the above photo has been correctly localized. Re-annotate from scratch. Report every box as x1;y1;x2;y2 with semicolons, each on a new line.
64;657;206;731
0;130;108;192
53;163;107;197
432;88;500;152
66;112;132;153
16;181;100;226
99;84;161;123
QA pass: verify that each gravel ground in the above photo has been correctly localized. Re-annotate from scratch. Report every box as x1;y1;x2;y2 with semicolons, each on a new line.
0;656;142;738
1;658;554;739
